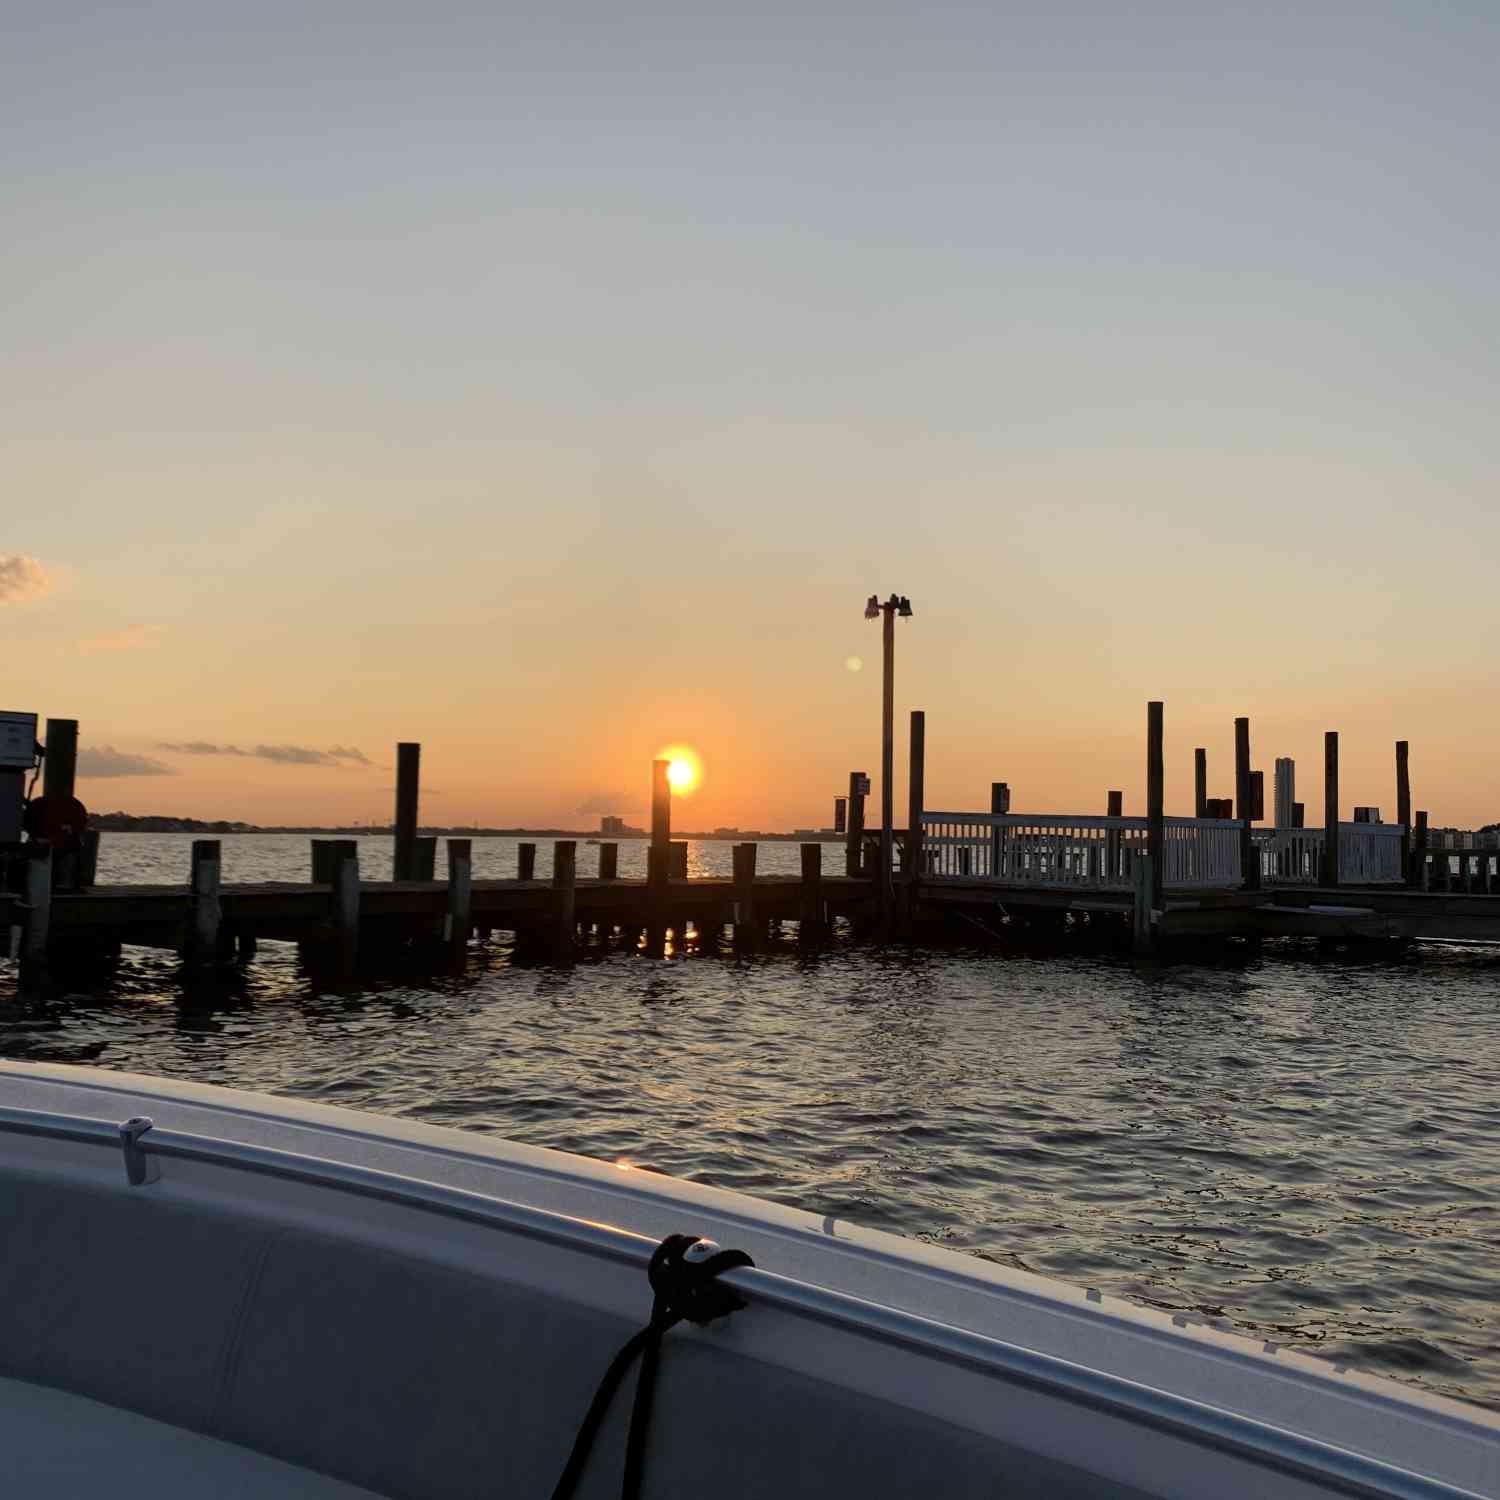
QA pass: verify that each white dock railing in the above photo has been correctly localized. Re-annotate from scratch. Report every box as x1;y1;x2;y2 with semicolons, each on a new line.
919;813;1241;890
1252;824;1406;885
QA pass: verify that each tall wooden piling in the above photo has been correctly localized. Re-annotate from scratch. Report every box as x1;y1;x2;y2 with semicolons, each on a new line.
1106;790;1123;881
907;711;925;888
42;718;79;801
445;839;473;969
1413;810;1429;891
552;840;576;958
412;837;436;882
1234;717;1258;890
1396;740;1412;881
1147;702;1165;909
733;842;758;946
20;844;52;995
517;842;537;881
394;743;420;881
598;842;618;880
845;771;867;877
800;843;826;937
1322;731;1340;888
1193;748;1207;819
187;840;222;965
669;840;688;879
651;760;671;863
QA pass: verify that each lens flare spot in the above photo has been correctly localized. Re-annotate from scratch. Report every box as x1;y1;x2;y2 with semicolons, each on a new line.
845;656;863;672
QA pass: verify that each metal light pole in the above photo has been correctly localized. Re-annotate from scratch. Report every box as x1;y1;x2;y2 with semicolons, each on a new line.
865;592;913;931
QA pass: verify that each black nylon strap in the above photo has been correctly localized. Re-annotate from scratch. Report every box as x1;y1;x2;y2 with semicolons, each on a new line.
549;1233;755;1500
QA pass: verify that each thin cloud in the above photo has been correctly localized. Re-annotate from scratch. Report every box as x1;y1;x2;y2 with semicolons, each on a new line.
156;741;373;768
78;623;164;654
77;745;176;778
576;791;634;815
0;554;50;604
158;741;248;756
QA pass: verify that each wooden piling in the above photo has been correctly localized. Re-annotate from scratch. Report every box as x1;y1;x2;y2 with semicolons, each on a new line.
651;759;671;864
1234;717;1258;890
1292;801;1305;829
20;844;52;995
445;839;472;969
1414;810;1429;891
42;718;79;801
394;742;420;881
1396;740;1412;881
331;844;360;977
413;837;436;882
1322;731;1340;888
669;840;688;879
552;840;576;957
1132;852;1154;955
989;779;1008;883
187;840;222;965
517;842;537;881
907;711;926;889
800;842;826;936
1193;748;1207;819
598;842;618;880
733;842;758;946
78;828;100;889
1147;702;1165;909
845;771;867;877
1106;790;1123;881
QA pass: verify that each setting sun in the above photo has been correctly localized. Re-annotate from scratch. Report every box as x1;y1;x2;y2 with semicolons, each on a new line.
657;744;703;796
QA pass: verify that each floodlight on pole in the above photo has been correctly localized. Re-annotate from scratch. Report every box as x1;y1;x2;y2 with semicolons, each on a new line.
864;591;914;932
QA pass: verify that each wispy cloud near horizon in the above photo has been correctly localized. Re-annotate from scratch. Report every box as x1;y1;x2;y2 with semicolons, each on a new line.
157;741;374;767
78;745;175;777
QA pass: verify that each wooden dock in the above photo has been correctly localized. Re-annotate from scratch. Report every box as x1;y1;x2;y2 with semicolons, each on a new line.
8;703;1500;997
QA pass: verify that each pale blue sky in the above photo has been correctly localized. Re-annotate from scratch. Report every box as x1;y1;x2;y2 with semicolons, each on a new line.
4;2;1497;824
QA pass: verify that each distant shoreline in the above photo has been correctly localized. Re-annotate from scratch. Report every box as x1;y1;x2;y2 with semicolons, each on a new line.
89;814;842;842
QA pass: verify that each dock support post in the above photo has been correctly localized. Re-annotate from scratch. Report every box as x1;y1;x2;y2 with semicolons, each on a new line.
393;742;420;881
845;772;867;877
598;842;618;880
446;838;472;970
552;841;576;959
78;829;100;889
1132;852;1155;955
1194;748;1207;819
1322;732;1340;887
989;780;1009;882
42;718;81;891
1147;702;1165;908
517;842;537;881
733;842;758;947
413;837;436;882
331;844;360;977
1106;791;1122;882
1396;740;1412;882
19;844;52;996
651;759;671;865
1235;717;1258;890
800;842;826;938
187;840;222;965
669;840;688;879
903;711;925;930
1414;811;1429;891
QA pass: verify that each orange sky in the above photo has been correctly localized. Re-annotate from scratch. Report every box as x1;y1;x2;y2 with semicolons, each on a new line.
5;7;1497;831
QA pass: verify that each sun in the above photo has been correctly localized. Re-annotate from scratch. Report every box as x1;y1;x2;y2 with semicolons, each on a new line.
657;744;703;795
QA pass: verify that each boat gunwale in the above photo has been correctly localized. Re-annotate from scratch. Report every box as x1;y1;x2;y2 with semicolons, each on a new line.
0;1100;1491;1500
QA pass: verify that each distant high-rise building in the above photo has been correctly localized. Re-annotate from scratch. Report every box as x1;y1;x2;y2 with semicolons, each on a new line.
600;815;625;835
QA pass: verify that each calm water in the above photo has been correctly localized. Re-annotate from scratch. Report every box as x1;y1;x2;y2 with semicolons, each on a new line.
5;834;1499;1411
